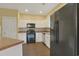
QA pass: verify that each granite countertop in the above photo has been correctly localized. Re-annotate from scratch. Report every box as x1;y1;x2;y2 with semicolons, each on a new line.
0;37;24;51
18;27;53;33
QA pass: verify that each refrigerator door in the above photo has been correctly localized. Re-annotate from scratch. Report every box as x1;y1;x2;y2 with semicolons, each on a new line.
51;4;77;56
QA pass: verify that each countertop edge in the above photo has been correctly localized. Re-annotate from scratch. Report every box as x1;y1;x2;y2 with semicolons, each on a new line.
0;39;24;51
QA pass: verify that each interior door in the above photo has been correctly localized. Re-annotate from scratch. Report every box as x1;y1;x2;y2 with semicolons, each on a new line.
2;16;17;39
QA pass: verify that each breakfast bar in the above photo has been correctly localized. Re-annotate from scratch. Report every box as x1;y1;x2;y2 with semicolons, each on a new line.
0;37;24;56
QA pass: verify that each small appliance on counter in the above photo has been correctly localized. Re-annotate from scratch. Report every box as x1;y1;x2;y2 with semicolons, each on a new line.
27;23;36;43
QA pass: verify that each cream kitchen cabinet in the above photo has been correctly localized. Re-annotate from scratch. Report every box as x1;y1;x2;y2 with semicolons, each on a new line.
36;33;43;42
44;32;50;48
18;33;26;43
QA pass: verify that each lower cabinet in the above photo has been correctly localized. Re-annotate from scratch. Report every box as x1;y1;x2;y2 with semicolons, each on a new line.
18;33;26;43
18;32;50;49
44;33;50;48
36;33;43;42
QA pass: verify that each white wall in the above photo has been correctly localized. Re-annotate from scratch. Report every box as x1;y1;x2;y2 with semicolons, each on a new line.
46;15;50;28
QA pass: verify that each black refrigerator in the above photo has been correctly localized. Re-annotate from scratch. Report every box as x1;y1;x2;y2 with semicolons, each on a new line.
50;3;77;56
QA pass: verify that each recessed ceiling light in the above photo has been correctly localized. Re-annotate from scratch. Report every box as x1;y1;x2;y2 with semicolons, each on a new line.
25;9;28;12
40;11;43;13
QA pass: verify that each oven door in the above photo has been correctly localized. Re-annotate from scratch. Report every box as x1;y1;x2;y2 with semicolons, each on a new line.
27;30;35;43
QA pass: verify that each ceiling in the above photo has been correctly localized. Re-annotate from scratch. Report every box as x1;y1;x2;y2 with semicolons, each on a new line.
0;3;58;15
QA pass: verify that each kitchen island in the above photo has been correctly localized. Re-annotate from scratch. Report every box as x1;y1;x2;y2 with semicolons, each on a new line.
0;37;24;56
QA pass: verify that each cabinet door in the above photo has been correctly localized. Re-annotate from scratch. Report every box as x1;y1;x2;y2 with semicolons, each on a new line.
45;33;50;48
2;16;17;39
36;33;43;42
18;33;26;43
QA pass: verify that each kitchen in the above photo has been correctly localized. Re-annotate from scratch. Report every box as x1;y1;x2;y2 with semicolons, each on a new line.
0;3;58;56
18;13;51;56
0;3;78;56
